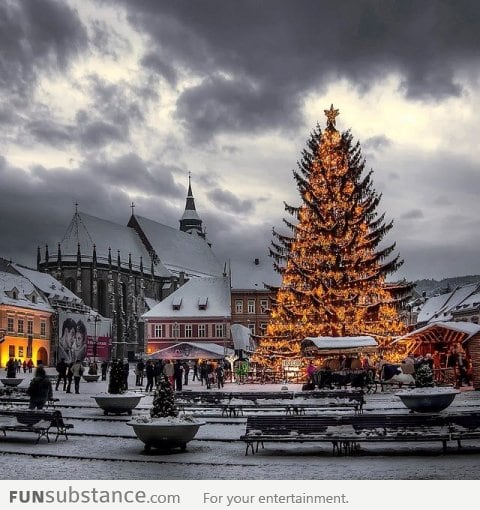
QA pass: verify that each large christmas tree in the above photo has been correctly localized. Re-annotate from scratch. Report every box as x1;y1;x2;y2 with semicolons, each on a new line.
254;105;410;368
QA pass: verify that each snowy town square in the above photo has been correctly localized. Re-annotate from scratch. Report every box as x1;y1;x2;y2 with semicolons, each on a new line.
2;0;480;493
0;366;479;480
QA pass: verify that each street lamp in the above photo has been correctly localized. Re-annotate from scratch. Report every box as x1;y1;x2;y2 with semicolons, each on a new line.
88;315;101;363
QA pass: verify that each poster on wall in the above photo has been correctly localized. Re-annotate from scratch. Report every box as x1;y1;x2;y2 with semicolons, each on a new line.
57;312;112;363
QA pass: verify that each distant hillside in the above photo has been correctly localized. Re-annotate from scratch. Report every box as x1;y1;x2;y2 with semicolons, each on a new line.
414;275;480;297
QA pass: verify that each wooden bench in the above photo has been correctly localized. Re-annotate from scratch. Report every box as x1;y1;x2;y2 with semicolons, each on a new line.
240;414;451;456
176;390;365;417
0;409;73;443
447;413;480;448
0;396;60;409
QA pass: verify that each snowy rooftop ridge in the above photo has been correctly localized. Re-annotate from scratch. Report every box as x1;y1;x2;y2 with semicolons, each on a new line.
0;270;53;313
142;275;231;319
13;264;82;304
134;215;223;278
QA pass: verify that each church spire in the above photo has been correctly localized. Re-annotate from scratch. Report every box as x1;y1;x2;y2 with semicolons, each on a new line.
179;174;204;237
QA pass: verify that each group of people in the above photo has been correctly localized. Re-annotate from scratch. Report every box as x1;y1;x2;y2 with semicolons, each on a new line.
54;358;85;394
141;359;227;392
5;358;34;375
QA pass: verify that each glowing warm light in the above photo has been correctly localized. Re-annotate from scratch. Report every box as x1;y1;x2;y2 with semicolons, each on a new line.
253;106;411;371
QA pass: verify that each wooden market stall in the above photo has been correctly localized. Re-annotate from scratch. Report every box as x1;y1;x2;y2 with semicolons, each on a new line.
392;321;480;389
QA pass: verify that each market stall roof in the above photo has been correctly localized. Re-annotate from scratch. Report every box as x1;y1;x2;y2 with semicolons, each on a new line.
149;342;234;360
301;336;378;355
392;321;480;354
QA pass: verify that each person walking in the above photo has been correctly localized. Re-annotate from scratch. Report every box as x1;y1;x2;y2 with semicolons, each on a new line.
70;359;84;394
101;361;108;381
174;360;183;391
163;360;174;388
215;363;224;389
145;360;155;392
122;361;130;391
55;357;68;391
65;362;74;393
27;366;53;410
192;361;199;382
135;360;145;386
183;361;190;386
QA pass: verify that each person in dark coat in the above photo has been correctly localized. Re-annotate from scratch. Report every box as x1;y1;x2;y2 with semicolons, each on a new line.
65;362;74;393
173;360;183;391
145;360;155;392
101;361;108;381
55;358;68;391
27;366;53;410
122;361;129;391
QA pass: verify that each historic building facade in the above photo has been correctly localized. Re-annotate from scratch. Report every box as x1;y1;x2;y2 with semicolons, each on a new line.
36;180;223;360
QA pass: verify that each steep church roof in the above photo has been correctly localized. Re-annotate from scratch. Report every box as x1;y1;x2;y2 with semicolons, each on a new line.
59;211;171;277
132;214;223;278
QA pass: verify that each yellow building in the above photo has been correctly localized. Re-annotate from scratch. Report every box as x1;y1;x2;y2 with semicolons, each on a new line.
0;271;53;367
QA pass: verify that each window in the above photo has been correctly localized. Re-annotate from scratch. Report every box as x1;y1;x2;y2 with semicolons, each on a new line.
27;320;33;335
17;319;24;334
235;300;243;314
215;323;225;338
198;324;206;337
8;345;15;357
260;299;269;313
185;324;192;338
260;322;267;334
247;299;255;314
40;320;46;337
154;324;163;338
248;322;256;335
31;294;37;304
198;297;208;310
172;323;180;338
7;317;14;333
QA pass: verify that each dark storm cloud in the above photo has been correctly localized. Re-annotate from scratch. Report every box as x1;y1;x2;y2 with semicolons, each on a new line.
117;0;480;142
0;153;186;267
206;187;255;215
400;209;424;220
0;0;87;98
141;52;178;86
90;153;185;197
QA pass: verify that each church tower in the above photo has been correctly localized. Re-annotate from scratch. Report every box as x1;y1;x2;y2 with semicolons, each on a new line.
179;175;204;238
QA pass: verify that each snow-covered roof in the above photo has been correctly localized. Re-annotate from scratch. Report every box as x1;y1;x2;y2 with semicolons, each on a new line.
12;264;82;305
230;257;280;290
60;212;171;277
394;321;480;344
144;297;160;311
142;276;231;319
302;336;378;351
417;283;479;324
180;209;201;221
135;215;223;278
149;341;234;360
0;271;53;313
230;323;255;351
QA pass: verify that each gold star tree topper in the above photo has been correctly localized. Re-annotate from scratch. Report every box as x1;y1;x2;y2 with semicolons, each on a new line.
324;104;340;128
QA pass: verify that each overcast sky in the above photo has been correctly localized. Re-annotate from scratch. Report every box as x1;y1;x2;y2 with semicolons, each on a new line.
1;0;480;286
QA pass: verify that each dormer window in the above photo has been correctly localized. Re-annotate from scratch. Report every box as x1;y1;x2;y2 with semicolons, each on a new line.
12;290;18;300
31;295;37;304
198;297;208;310
172;297;182;310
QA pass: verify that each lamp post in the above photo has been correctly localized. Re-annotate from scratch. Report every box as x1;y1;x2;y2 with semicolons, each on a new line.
88;315;101;363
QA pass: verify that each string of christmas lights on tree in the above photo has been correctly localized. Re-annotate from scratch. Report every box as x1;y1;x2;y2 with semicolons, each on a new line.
253;105;412;369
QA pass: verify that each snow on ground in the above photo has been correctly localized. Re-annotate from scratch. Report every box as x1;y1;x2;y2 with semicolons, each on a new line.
1;368;480;479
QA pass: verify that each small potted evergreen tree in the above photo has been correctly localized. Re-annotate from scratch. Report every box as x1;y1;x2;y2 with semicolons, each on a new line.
127;375;205;452
396;362;459;413
92;359;144;415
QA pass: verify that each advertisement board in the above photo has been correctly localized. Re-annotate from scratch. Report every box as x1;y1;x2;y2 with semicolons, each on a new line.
57;312;112;363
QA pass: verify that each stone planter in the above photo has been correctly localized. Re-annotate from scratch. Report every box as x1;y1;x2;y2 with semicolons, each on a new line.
0;378;23;387
83;374;100;382
127;418;205;452
92;393;144;416
396;387;459;413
